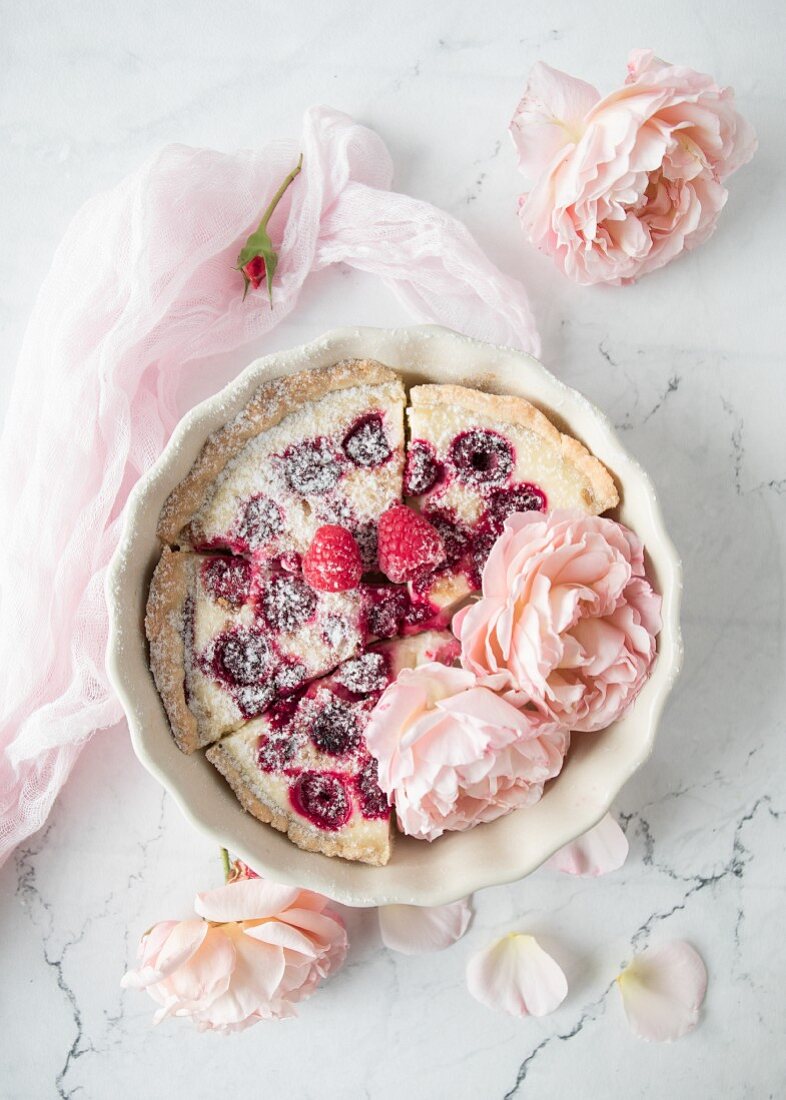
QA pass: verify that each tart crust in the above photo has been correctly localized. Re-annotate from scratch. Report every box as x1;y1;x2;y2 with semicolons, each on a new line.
145;548;201;754
409;384;619;513
158;358;402;547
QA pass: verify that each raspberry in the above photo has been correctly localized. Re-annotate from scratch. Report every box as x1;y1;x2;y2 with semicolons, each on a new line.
201;557;252;608
404;440;442;496
215;628;272;686
282;438;341;496
261;575;317;633
309;698;361;756
235;494;282;550
352;520;379;571
377;505;445;584
302;525;362;592
450;429;514;490
484;483;547;533
355;758;389;819
290;771;352;831
365;586;408;638
257;731;296;773
234;682;275;718
334;652;389;696
342;413;391;467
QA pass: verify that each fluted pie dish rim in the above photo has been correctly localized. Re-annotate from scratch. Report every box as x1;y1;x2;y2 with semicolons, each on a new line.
106;325;683;907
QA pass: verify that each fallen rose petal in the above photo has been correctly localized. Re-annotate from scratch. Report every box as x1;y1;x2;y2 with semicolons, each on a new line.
618;941;707;1041
466;933;567;1017
547;814;629;877
379;897;473;955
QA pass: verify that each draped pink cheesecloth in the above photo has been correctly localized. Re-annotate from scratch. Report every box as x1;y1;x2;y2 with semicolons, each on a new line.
0;106;540;867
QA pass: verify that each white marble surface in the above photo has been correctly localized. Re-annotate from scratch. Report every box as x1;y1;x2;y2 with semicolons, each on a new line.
2;2;785;1098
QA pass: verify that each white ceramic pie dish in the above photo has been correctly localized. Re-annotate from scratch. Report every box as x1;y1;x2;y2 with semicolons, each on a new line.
106;325;682;907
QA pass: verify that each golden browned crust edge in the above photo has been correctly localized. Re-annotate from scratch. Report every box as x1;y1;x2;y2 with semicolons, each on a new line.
145;548;201;755
410;384;619;513
158;359;402;545
206;742;393;867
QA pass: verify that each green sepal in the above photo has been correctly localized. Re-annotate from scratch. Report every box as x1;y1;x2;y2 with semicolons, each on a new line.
236;226;278;306
235;154;302;307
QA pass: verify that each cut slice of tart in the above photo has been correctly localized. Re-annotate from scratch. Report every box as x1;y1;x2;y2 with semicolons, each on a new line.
404;384;619;610
146;548;449;753
206;630;460;866
157;360;406;573
146;548;373;753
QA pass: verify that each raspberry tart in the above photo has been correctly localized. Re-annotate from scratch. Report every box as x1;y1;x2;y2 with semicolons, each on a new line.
206;631;459;865
147;358;622;865
404;384;619;610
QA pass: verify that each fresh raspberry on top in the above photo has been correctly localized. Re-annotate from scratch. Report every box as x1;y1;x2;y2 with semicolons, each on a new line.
377;505;445;584
302;525;363;592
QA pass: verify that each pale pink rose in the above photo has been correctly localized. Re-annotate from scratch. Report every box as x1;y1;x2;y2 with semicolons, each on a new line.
365;662;568;841
121;878;347;1031
455;510;661;733
510;50;757;284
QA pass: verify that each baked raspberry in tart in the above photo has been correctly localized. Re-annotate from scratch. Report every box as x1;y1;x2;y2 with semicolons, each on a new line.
206;630;459;865
404;384;619;610
157;360;405;571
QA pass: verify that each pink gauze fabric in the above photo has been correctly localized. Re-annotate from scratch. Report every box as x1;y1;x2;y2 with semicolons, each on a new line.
0;105;540;867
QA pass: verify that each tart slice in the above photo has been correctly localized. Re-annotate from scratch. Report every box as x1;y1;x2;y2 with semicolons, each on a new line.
157;359;405;572
146;549;373;753
404;384;619;609
206;630;459;866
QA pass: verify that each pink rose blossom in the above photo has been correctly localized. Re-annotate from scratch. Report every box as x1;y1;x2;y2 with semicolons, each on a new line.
365;663;568;842
455;510;661;733
121;878;347;1031
510;50;757;284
